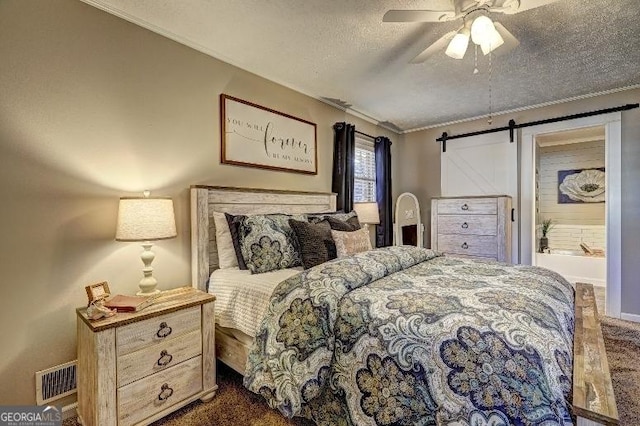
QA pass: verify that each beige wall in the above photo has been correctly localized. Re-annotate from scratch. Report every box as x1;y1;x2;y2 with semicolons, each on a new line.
0;0;397;404
393;130;442;246
396;88;640;316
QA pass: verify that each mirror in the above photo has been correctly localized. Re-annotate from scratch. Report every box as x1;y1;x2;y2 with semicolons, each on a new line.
394;192;424;247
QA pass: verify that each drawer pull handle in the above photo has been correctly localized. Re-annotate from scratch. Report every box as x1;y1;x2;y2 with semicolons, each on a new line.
156;322;172;339
157;383;174;401
157;350;173;367
461;242;469;249
461;222;469;229
461;204;469;211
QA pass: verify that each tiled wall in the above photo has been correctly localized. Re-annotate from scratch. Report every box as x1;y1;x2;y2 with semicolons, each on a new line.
538;140;605;225
546;224;606;251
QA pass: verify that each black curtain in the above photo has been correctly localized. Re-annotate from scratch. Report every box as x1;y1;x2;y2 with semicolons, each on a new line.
332;122;356;212
375;136;393;247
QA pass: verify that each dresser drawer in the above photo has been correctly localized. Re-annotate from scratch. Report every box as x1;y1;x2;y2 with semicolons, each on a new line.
117;356;203;426
437;234;498;257
436;215;497;236
437;198;497;215
117;329;202;387
451;253;498;262
117;306;201;356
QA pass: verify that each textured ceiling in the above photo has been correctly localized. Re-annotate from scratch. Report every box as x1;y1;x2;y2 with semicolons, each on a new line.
83;0;640;132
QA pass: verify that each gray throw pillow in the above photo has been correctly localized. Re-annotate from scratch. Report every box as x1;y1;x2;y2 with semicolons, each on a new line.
308;211;361;230
325;215;361;231
289;219;336;269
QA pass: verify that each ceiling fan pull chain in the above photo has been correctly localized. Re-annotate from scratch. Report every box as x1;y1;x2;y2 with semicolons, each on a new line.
488;50;493;125
473;44;479;74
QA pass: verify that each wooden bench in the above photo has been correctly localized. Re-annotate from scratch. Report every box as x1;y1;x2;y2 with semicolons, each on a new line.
573;283;619;426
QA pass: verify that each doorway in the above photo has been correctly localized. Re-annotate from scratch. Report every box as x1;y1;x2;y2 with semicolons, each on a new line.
520;112;622;318
533;127;607;310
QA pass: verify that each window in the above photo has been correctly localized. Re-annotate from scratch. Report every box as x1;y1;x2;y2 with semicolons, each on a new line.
354;138;376;202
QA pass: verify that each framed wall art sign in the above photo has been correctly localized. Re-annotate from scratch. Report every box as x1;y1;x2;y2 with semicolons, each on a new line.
220;94;317;174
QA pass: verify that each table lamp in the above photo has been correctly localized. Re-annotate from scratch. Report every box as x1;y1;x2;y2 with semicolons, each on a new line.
115;191;177;296
353;202;380;231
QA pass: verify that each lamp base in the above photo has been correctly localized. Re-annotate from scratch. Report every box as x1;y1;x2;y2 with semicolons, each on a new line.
138;242;160;297
136;288;161;297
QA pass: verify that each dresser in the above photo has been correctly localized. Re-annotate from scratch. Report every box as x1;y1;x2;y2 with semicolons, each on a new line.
431;195;512;263
76;287;216;426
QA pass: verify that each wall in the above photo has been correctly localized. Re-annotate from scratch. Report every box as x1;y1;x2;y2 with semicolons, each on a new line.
0;0;397;404
396;88;640;316
394;130;441;246
545;225;606;252
538;140;605;225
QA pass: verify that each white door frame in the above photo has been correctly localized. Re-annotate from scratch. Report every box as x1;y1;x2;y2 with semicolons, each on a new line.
520;112;622;318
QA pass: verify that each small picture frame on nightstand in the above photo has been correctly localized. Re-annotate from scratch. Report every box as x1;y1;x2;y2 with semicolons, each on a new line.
85;281;111;304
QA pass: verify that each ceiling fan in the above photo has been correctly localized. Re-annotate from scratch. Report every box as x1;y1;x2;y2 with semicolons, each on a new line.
383;0;560;63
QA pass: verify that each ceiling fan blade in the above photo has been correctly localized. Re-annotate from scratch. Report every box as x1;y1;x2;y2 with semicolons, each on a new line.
501;0;560;14
383;9;457;23
491;22;520;57
410;31;458;63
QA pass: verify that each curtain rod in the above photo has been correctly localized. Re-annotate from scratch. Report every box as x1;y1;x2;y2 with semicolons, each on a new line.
355;130;376;140
436;103;639;152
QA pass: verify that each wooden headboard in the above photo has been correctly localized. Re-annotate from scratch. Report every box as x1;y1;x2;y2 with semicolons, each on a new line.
190;186;337;291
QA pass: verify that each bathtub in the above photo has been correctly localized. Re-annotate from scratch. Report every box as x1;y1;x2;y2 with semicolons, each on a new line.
535;250;606;286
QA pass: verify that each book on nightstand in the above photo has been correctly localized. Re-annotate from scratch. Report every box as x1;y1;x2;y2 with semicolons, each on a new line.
104;294;156;312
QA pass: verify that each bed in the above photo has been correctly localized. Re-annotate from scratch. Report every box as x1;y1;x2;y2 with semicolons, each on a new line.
190;186;618;426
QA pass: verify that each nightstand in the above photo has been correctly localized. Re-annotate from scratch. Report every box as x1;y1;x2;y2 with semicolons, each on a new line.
76;287;216;426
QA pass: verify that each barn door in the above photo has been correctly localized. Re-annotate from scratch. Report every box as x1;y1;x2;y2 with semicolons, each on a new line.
441;133;519;262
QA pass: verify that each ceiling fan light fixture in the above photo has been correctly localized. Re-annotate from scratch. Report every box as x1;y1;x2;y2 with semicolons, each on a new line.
470;14;495;45
445;29;470;59
480;28;504;55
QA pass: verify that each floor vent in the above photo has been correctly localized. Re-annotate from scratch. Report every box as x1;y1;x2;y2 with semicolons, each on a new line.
35;360;77;405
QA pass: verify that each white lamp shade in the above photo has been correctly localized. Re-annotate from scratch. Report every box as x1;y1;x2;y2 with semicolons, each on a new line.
116;197;177;241
480;28;505;55
445;30;470;59
470;15;496;45
353;202;380;225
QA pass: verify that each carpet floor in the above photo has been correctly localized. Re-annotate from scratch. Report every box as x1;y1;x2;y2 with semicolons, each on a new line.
65;316;640;426
600;316;640;425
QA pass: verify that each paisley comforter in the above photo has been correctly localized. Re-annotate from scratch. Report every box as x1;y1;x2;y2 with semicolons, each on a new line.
244;246;575;426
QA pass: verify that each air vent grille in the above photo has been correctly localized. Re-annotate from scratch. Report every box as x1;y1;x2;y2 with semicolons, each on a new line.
35;360;77;405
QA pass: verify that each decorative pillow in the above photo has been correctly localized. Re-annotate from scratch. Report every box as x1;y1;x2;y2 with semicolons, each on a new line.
308;210;361;229
331;228;372;257
237;213;306;274
325;215;361;231
213;212;238;269
225;213;248;270
289;219;336;269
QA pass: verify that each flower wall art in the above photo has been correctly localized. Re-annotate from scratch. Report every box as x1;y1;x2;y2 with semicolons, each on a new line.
557;168;605;203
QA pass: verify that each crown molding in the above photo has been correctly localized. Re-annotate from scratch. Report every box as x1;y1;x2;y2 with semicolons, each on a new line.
403;84;640;134
79;0;401;136
77;1;640;138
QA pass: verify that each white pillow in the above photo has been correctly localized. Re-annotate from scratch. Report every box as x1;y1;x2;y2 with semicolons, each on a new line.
213;212;238;269
331;227;372;257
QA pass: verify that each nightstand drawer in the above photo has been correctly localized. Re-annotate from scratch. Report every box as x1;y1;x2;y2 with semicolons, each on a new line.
117;329;202;387
437;234;498;257
117;306;200;356
437;198;497;215
436;215;497;236
117;356;203;426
